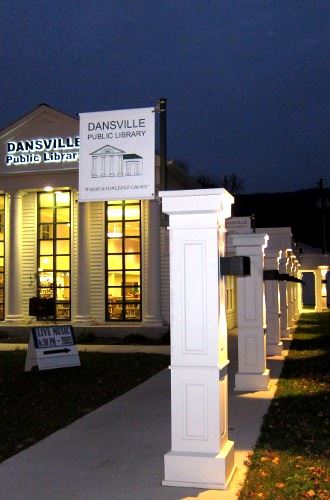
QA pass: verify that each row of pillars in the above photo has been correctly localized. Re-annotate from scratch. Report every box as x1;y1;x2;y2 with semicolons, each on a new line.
160;189;304;490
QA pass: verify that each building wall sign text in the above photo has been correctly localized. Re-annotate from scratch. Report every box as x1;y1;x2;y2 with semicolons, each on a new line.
6;137;80;166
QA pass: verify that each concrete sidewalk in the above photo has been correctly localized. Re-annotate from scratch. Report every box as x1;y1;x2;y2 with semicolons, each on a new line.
0;333;288;499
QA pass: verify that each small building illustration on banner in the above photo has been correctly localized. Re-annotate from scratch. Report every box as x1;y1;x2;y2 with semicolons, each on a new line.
90;145;143;178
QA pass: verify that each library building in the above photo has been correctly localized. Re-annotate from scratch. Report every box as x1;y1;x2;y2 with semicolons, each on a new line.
2;103;235;337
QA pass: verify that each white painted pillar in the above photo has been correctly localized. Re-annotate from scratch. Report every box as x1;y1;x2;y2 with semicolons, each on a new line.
6;192;24;321
231;233;270;391
315;267;328;312
160;188;235;490
297;271;303;313
75;202;93;322
143;199;162;326
264;251;283;356
292;261;299;319
279;256;290;338
287;258;296;328
314;270;322;312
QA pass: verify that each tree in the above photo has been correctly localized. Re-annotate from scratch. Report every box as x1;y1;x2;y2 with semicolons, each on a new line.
195;173;220;188
221;174;245;195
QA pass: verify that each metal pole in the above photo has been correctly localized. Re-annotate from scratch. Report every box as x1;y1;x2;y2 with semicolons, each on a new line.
317;178;326;254
159;97;167;191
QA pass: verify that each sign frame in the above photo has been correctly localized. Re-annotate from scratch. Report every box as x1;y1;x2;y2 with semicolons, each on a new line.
25;325;81;372
78;106;155;202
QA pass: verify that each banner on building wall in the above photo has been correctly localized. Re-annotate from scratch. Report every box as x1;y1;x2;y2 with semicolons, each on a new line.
78;107;155;202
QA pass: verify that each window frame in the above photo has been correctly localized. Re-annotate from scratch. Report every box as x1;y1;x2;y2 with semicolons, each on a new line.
37;190;71;321
0;194;5;321
105;200;142;322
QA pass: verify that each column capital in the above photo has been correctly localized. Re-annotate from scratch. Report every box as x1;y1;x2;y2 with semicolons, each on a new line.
231;232;269;254
160;188;234;227
8;190;24;199
264;250;281;270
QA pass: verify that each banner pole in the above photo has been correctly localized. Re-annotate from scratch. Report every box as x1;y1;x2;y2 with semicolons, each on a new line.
159;97;167;191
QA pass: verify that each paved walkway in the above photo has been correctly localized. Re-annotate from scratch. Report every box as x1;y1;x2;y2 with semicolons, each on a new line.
0;333;289;499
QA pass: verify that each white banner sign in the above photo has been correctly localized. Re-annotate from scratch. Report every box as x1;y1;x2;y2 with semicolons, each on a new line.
79;107;155;202
226;216;252;234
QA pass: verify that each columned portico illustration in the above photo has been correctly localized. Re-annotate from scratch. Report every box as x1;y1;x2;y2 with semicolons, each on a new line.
6;191;25;321
161;189;235;490
231;233;270;392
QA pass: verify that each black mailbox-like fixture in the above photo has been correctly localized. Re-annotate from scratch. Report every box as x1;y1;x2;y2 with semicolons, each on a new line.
263;269;280;280
220;256;251;276
278;273;290;281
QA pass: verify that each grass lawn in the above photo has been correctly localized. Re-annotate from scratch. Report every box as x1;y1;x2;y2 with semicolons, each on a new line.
0;351;169;463
239;311;330;499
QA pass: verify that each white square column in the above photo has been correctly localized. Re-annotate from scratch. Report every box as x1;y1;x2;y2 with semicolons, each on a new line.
160;189;235;490
287;256;296;328
231;233;270;391
279;255;290;338
264;251;283;356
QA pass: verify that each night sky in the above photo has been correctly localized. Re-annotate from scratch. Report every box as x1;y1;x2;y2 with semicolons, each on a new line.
1;1;329;193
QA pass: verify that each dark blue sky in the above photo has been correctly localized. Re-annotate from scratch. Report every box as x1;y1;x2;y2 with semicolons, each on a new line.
1;0;329;193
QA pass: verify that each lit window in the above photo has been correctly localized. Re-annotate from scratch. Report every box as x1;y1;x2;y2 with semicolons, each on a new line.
106;200;141;321
37;191;71;320
0;194;5;320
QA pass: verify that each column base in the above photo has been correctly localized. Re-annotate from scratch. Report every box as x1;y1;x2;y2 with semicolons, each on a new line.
143;316;163;327
281;328;291;339
73;316;95;324
235;369;270;392
266;342;283;356
5;315;25;323
163;440;235;490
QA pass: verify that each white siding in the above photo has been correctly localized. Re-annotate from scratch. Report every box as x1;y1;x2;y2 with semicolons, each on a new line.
21;192;37;317
71;190;78;319
160;225;170;324
4;194;10;318
89;202;105;322
141;200;148;322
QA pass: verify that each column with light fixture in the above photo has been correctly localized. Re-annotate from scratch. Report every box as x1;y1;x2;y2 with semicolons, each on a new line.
297;270;303;312
161;188;235;490
143;199;162;326
231;232;270;391
279;254;290;338
315;266;328;312
287;256;296;328
6;191;24;321
75;201;93;322
264;250;283;356
293;259;300;319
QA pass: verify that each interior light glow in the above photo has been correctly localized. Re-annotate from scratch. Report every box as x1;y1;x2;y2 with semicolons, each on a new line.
55;191;69;203
107;231;123;238
107;223;123;238
44;186;53;192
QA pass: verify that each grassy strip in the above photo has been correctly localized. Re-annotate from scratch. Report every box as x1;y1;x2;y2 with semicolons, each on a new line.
0;351;169;463
239;312;330;499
